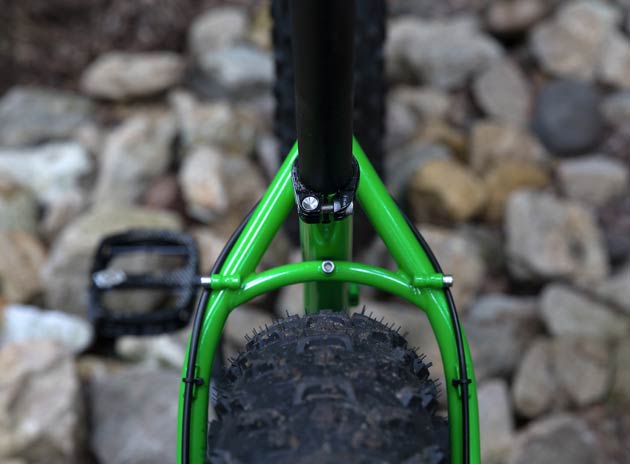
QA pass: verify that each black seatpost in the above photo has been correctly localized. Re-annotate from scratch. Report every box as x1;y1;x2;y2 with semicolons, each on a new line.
291;0;356;194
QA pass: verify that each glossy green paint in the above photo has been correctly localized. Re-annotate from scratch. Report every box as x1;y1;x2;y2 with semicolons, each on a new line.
177;139;481;464
300;217;352;313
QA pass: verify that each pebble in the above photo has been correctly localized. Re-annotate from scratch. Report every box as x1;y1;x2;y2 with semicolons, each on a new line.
0;232;46;304
478;379;515;462
485;0;550;35
188;6;249;57
0;173;38;233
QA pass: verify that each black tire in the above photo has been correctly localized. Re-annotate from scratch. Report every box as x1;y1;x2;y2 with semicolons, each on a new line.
271;0;386;252
207;311;449;464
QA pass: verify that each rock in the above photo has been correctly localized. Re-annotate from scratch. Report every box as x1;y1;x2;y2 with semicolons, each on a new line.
223;306;274;360
483;161;550;222
593;261;630;314
473;59;531;126
116;331;188;369
602;91;630;126
530;0;622;80
557;155;629;207
0;86;93;147
532;79;604;156
192;227;228;272
170;91;258;154
0;232;46;304
598;31;630;89
386;16;503;89
0;142;91;208
90;366;181;464
508;414;597;464
93;114;176;205
42;207;181;315
505;190;609;283
552;336;611;407
512;339;559;418
409;159;487;223
249;2;272;50
598;195;630;264
470;121;548;172
486;0;550;35
465;294;542;381
188;7;249;57
611;338;630;404
0;305;93;353
179;147;229;221
81;52;185;100
419;226;487;311
0;341;85;463
0;173;38;233
540;284;629;339
39;191;85;242
142;175;183;211
198;45;273;99
478;379;514;463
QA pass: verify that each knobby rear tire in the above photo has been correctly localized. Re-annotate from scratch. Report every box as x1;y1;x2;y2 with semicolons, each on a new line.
206;311;449;464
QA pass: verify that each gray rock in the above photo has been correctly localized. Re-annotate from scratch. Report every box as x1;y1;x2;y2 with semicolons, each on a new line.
508;414;597;464
90;367;180;464
470;121;549;172
93;114;176;205
597;31;630;89
0;142;91;208
532;79;604;156
386;16;503;89
42;207;181;315
611;337;630;404
0;305;93;353
473;59;531;126
0;87;92;147
0;173;38;233
115;331;188;369
465;294;542;381
223;306;274;360
170;91;258;155
0;341;85;463
602;91;630;126
557;155;629;207
198;45;273;99
419;226;487;311
0;232;46;304
540;284;629;339
512;339;560;418
486;0;550;35
530;0;622;80
81;52;185;100
593;261;630;314
505;190;609;283
478;379;514;463
188;6;249;57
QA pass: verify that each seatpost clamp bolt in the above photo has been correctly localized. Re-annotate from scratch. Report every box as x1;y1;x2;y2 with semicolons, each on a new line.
302;196;319;212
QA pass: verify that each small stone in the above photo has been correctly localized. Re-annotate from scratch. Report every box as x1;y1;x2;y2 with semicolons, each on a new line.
0;173;38;233
508;414;597;464
42;207;181;315
198;46;273;99
0;341;85;463
540;284;629;339
611;338;630;404
389;86;452;122
142;175;183;211
223;306;274;360
557;155;629;207
249;2;273;50
470;121;548;172
602;91;630;126
505;190;609;283
93;114;176;205
188;7;249;57
532;79;604;156
0;86;93;147
0;305;93;353
473;59;531;126
0;232;46;304
0;142;91;208
90;367;180;464
179;147;229;222
116;331;188;369
483;161;550;222
170;91;258;154
409;159;487;222
478;379;515;463
598;31;630;89
593;261;630;314
419;226;487;311
81;52;185;100
486;0;550;35
386;16;503;89
599;195;630;264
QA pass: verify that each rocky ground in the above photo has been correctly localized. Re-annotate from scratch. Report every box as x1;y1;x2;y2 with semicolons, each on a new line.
1;1;629;463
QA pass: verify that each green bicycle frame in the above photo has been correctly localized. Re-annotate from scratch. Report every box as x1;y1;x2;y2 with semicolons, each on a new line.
177;139;481;463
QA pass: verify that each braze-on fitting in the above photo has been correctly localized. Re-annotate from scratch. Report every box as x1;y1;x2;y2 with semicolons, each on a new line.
412;274;454;289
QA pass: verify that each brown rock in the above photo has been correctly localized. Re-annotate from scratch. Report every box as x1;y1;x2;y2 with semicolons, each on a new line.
486;0;550;35
0;232;46;304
